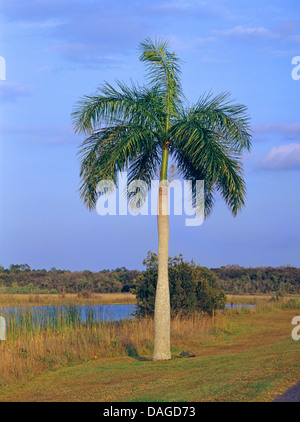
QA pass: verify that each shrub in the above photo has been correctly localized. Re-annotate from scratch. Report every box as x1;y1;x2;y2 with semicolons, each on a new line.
134;252;226;317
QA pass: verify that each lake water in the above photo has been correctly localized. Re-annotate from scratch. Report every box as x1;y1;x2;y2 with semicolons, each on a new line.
226;304;255;309
0;303;254;324
0;304;137;323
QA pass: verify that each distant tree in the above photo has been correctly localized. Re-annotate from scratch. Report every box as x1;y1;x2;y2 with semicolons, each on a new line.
9;264;31;272
9;264;21;273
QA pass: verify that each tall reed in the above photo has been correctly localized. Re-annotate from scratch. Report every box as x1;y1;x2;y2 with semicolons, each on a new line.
0;305;233;387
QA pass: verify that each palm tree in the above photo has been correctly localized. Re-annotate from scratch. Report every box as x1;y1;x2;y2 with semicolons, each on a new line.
72;38;252;361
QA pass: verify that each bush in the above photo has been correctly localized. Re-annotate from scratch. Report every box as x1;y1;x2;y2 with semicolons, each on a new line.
50;289;58;294
134;252;226;317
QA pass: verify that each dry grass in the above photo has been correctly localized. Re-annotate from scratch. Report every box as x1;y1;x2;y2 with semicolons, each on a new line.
226;294;300;305
0;293;136;307
0;308;231;387
1;292;299;308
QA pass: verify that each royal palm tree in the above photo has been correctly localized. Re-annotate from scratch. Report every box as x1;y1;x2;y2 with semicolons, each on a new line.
72;38;251;361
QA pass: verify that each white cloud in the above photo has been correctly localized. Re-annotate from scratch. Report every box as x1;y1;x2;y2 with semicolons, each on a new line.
215;24;300;55
219;25;279;40
168;35;217;51
258;143;300;170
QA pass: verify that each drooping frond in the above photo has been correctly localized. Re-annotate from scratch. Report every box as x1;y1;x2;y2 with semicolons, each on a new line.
126;146;161;210
170;111;247;216
127;145;161;189
78;124;157;210
170;143;215;217
191;92;252;152
72;81;165;135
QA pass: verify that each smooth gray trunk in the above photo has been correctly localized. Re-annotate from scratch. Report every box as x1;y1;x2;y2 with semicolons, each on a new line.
153;184;171;361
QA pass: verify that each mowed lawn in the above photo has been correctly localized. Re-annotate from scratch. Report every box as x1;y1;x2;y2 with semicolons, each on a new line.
0;308;299;402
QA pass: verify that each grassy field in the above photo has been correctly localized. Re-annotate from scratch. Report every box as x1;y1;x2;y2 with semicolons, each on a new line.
0;292;136;307
1;292;299;307
226;294;300;304
0;297;300;402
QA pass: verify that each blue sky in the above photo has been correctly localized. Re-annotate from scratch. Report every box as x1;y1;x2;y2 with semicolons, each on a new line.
0;0;299;271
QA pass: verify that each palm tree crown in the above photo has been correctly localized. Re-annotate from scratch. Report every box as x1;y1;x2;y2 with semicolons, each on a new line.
72;37;252;218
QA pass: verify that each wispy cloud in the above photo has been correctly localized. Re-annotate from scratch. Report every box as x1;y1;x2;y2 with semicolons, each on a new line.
0;0;74;21
258;143;300;170
17;20;63;29
0;82;33;102
219;25;279;40
0;0;150;66
253;123;300;142
173;22;300;57
1;124;76;145
146;0;224;18
2;0;299;66
168;35;217;51
214;23;300;56
53;42;128;68
0;0;227;67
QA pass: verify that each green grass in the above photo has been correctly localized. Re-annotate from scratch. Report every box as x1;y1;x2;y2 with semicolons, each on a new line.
0;306;299;402
0;340;298;402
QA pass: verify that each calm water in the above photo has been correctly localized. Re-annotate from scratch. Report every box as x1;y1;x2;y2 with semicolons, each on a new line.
226;304;255;309
0;304;136;323
0;303;254;323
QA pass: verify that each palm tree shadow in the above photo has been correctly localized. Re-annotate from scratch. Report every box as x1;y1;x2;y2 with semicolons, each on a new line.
123;341;152;362
132;356;152;362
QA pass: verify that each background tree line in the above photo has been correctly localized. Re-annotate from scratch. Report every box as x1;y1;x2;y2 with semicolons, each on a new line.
0;264;139;295
0;262;299;295
212;265;300;294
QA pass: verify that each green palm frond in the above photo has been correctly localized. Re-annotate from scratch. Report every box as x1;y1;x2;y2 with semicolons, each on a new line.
72;81;166;135
126;144;161;209
170;113;246;216
138;38;182;94
138;38;184;122
170;144;215;217
73;37;252;217
191;91;252;152
78;124;157;209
